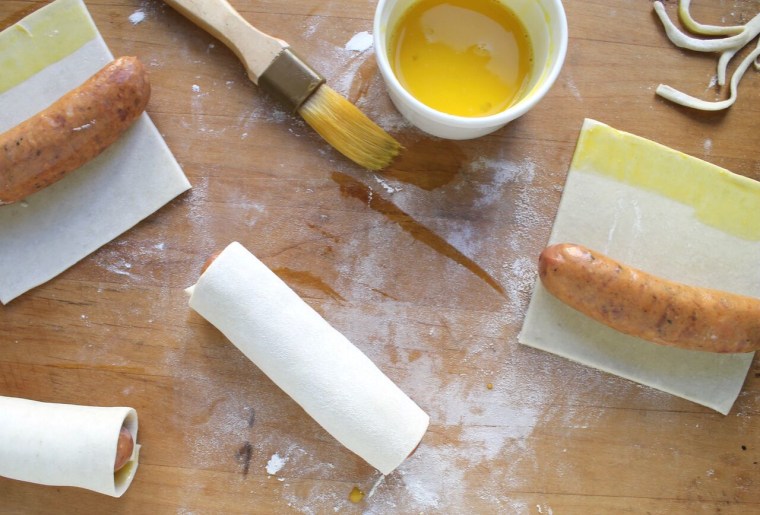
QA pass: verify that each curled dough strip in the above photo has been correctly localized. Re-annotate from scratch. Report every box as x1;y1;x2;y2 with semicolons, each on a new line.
677;0;744;36
656;38;760;111
654;1;760;52
654;1;760;85
717;48;741;86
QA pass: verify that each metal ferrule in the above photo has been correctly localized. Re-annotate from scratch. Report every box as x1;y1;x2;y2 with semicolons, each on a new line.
258;48;325;112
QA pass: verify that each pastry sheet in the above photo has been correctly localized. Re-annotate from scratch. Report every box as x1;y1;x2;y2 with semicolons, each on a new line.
0;0;191;303
519;119;758;415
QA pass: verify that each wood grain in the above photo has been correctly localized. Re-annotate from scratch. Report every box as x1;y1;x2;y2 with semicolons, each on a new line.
1;1;758;513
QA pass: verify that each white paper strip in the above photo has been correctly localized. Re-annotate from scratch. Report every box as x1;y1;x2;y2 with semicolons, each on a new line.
187;242;429;474
0;396;139;497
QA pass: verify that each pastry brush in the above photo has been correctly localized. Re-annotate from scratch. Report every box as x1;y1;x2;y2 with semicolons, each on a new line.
164;0;401;170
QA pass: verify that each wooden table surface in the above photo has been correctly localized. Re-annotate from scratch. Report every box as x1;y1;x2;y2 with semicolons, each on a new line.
1;0;759;513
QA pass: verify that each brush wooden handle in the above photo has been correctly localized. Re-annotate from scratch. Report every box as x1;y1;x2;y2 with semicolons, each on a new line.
164;0;287;84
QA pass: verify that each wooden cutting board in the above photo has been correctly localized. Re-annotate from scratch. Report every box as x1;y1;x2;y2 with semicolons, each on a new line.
1;1;758;512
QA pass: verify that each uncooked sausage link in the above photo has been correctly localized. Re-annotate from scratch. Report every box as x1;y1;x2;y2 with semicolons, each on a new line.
538;243;760;353
0;56;150;205
114;426;135;472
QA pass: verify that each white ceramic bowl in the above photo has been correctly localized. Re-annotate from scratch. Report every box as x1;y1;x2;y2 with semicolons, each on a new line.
373;0;568;140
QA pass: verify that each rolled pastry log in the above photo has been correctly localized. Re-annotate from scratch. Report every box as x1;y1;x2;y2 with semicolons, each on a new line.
0;396;139;497
187;241;429;474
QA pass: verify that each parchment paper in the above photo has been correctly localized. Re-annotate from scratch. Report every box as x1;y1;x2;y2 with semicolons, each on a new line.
519;119;758;415
0;0;191;303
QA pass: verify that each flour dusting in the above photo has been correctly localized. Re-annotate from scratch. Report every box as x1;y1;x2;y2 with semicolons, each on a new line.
374;174;402;194
565;75;582;101
471;155;536;209
266;453;286;475
93;248;135;278
128;10;145;25
503;256;538;324
345;31;374;52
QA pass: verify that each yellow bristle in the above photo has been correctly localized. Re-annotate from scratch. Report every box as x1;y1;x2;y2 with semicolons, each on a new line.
298;86;402;171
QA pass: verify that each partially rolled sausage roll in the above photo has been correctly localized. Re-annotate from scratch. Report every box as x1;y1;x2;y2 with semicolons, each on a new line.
187;241;429;475
0;396;139;497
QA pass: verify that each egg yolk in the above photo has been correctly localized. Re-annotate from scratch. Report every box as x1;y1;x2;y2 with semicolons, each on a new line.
390;0;533;117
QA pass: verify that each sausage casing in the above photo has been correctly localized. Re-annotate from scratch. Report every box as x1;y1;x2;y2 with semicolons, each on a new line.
539;243;760;353
114;426;134;472
0;56;150;205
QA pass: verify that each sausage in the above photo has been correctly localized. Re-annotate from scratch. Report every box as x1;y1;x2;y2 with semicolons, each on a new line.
538;243;760;353
201;251;222;274
114;426;134;472
0;56;150;205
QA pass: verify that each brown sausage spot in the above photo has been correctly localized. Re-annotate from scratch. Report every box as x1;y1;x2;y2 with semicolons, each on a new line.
114;426;134;472
201;251;222;275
